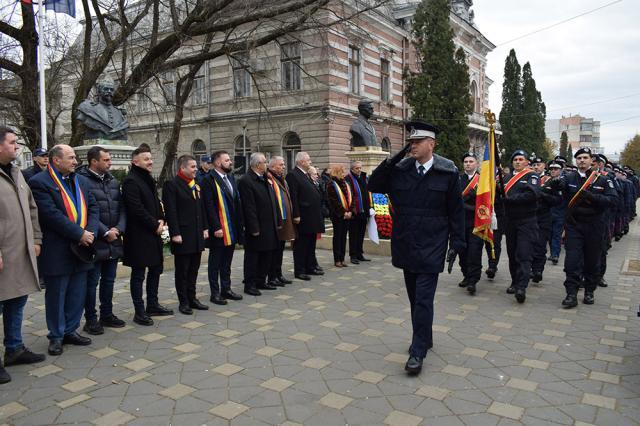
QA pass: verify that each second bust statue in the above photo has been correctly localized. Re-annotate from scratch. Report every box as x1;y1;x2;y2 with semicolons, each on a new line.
350;99;378;148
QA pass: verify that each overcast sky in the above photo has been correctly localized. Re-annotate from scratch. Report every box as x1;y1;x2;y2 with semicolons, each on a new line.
473;0;639;155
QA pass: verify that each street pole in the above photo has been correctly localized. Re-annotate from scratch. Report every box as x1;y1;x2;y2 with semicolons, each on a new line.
37;1;47;150
242;119;248;173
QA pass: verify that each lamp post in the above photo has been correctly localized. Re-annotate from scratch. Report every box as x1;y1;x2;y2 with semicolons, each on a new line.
241;119;248;173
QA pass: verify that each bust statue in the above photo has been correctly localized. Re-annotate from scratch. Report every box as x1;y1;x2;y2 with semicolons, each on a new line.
350;99;378;148
76;80;129;140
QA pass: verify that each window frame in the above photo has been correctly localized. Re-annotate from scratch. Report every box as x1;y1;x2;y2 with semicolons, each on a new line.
232;51;251;98
348;45;361;95
380;58;390;103
281;42;302;91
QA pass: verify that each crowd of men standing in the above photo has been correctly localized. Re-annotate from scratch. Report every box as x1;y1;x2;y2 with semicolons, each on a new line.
0;125;374;383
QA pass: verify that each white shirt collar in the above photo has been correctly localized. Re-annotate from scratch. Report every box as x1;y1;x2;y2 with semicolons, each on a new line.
578;170;587;178
296;166;307;174
214;169;227;179
415;157;434;173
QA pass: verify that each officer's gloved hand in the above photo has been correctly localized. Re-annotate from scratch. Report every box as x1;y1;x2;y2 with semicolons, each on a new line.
446;248;458;273
387;143;412;167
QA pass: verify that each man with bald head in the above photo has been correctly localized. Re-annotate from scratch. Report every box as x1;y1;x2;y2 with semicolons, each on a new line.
30;144;99;356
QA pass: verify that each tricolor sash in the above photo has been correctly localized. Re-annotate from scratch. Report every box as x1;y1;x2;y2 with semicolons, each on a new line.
504;169;534;194
331;180;352;211
48;165;88;228
540;175;550;185
349;173;364;213
268;176;286;220
462;173;479;197
568;171;599;209
214;180;234;246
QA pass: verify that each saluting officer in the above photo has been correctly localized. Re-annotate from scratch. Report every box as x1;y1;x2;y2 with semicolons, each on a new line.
560;147;616;308
499;150;539;303
458;153;483;295
369;120;465;375
530;155;562;283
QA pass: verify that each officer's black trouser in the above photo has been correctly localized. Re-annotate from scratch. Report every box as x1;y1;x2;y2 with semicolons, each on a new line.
564;219;604;295
485;226;503;270
403;271;438;359
459;227;483;285
599;217;612;280
505;217;538;290
531;215;551;275
348;213;367;258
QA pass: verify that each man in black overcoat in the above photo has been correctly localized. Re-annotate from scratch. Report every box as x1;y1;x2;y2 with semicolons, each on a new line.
369;120;465;376
162;155;209;315
202;150;244;305
285;152;325;280
122;145;173;326
237;153;282;296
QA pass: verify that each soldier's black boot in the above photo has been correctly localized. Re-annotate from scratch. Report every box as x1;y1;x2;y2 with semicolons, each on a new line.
506;285;516;294
598;279;608;288
531;272;543;283
466;282;476;295
0;361;10;384
486;267;497;279
458;278;468;288
515;288;526;304
562;294;578;309
583;292;595;305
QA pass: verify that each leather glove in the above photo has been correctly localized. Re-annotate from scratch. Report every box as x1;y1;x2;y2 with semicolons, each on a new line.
387;143;412;167
446;248;457;274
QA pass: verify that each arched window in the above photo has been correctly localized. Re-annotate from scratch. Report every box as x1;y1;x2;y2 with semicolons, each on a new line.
191;139;207;165
381;137;391;152
234;135;251;174
282;131;301;172
470;81;480;114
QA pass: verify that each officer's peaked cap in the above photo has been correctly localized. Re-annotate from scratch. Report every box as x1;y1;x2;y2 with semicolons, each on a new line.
574;146;592;158
554;155;567;164
405;119;440;140
462;152;476;161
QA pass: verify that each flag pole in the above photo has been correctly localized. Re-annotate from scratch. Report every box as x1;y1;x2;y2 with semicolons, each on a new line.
37;0;47;150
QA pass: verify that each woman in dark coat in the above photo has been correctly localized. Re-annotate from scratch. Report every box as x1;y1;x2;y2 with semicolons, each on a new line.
326;165;353;267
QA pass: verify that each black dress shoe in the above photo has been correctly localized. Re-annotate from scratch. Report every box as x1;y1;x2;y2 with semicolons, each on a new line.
357;256;371;261
309;268;324;275
486;268;496;279
598;279;608;288
83;320;104;335
100;314;126;328
63;333;92;346
4;346;45;366
277;276;292;284
551;257;559;265
562;294;578;309
583;292;595;305
466;283;476;295
0;365;10;384
269;279;285;287
350;258;360;265
458;279;468;288
133;314;154;326
221;290;243;301
210;295;228;305
295;274;311;281
531;272;543;283
506;286;516;294
48;341;63;356
179;305;193;315
404;356;423;375
515;289;526;304
146;304;174;316
189;299;209;310
244;288;262;296
258;283;277;290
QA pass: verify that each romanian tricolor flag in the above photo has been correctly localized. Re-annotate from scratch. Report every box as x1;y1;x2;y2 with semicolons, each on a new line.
472;114;497;257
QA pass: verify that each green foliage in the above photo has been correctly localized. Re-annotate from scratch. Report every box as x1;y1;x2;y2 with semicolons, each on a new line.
621;134;640;170
559;131;568;158
405;0;471;167
110;168;128;185
566;146;573;165
520;62;546;156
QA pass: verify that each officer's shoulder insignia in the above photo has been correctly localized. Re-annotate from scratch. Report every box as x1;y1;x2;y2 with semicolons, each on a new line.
608;180;615;188
531;177;538;185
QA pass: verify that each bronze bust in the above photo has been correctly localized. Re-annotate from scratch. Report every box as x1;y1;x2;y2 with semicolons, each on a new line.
350;99;378;148
76;80;129;140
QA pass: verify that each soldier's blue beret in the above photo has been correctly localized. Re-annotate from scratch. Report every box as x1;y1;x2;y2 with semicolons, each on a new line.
510;149;528;162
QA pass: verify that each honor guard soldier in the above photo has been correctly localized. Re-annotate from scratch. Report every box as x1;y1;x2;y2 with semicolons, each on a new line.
499;150;539;303
593;154;617;287
547;161;565;264
560;147;616;308
369;120;465;375
530;155;562;283
458;153;483;295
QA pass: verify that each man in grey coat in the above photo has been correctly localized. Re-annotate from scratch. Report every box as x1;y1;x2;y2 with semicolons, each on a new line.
0;127;46;383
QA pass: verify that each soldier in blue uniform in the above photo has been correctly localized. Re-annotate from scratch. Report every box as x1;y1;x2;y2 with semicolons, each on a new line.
499;150;539;303
457;153;483;295
369;120;465;375
559;147;617;308
547;161;565;264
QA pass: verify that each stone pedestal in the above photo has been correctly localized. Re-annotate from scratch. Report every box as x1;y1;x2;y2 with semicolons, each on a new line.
345;146;389;175
74;139;135;170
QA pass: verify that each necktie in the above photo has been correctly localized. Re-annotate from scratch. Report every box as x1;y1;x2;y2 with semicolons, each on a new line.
418;165;425;176
223;175;233;195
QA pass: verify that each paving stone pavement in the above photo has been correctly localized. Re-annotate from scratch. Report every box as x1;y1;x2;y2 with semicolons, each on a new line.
1;219;639;425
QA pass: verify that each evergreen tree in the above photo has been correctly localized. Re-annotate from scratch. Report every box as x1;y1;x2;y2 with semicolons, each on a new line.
521;62;546;156
621;134;640;170
567;146;573;165
405;0;472;166
499;49;523;157
559;131;569;158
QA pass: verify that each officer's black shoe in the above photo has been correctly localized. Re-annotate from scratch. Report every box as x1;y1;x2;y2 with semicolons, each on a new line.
357;256;371;262
63;332;92;346
221;290;243;301
47;340;63;356
258;282;277;290
404;356;423;375
179;304;193;315
350;258;360;265
244;288;262;296
189;299;209;310
295;274;311;281
0;363;10;384
551;257;559;265
133;314;154;326
83;320;104;336
100;314;126;328
458;279;468;288
614;235;621;241
598;279;608;288
486;268;496;279
4;345;45;366
583;292;595;305
277;276;293;284
531;272;543;283
270;279;285;288
146;304;174;316
562;294;578;309
515;289;526;304
466;283;476;295
506;286;516;294
308;269;325;276
210;295;228;305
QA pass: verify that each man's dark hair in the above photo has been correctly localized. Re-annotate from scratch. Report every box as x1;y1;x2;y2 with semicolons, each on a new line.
87;146;109;165
177;154;196;169
211;150;229;161
48;145;64;162
0;126;16;145
131;143;151;158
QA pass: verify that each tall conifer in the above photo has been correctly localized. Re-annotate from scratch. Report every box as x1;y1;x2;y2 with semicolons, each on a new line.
499;49;523;156
559;131;569;158
521;62;546;157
